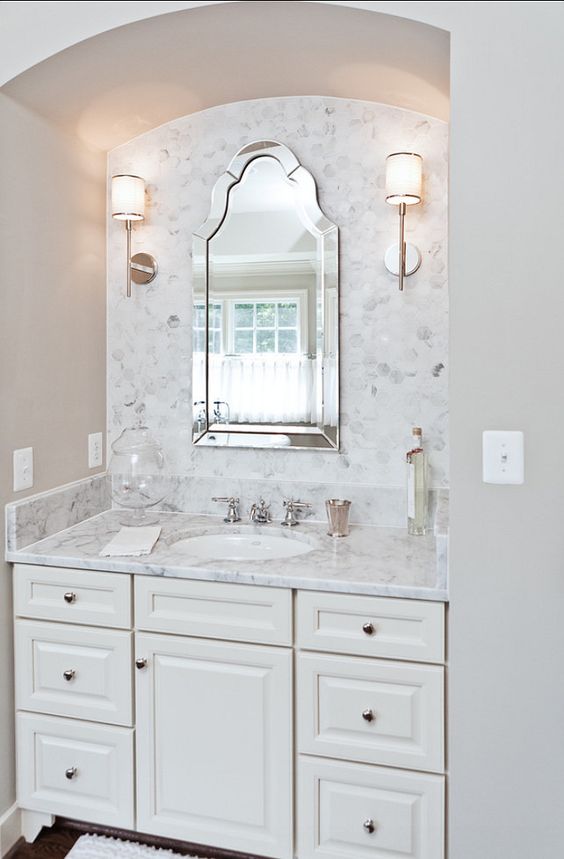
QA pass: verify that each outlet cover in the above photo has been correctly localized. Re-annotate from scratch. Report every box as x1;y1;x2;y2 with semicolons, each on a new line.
88;432;103;469
13;447;33;491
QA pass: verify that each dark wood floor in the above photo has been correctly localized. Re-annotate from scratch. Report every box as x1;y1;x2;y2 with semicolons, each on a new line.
8;823;80;859
7;819;261;859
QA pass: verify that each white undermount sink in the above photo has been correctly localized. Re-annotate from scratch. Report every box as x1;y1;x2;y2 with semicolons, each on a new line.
173;530;314;561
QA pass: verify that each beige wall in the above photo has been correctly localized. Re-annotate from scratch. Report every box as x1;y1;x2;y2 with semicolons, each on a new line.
0;94;106;811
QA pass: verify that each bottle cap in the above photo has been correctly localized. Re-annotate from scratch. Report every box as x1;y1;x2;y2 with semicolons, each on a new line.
412;426;422;436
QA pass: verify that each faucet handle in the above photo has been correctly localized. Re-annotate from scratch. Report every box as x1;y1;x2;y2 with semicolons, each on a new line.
212;496;241;524
284;499;312;510
281;499;312;526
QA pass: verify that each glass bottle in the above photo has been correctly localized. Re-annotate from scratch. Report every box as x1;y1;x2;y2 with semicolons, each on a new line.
406;426;428;536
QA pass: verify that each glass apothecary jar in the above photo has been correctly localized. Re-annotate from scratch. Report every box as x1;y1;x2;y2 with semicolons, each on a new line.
108;427;166;525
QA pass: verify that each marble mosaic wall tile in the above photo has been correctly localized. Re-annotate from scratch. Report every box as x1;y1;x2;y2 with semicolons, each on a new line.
108;97;448;507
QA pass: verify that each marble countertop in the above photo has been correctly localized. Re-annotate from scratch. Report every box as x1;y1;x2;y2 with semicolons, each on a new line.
6;510;447;601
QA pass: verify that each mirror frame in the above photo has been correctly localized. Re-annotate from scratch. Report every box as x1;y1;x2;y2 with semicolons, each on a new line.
192;140;339;450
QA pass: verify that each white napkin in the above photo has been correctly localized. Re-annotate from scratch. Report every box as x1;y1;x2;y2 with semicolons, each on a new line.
99;526;162;557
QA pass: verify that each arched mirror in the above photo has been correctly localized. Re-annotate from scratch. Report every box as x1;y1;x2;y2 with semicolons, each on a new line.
193;140;339;450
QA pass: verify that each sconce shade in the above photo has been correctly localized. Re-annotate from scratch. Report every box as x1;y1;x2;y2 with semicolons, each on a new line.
111;174;145;221
385;153;422;205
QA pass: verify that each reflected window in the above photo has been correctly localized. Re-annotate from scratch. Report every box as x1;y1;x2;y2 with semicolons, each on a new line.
232;300;299;354
194;302;223;353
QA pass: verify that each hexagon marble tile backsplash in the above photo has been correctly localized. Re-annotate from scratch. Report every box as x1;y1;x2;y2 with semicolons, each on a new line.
108;96;448;525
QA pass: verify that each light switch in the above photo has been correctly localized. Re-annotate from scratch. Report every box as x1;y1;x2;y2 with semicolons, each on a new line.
13;447;34;491
482;431;524;484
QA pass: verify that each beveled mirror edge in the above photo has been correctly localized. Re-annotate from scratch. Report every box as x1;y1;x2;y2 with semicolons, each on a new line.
192;139;340;452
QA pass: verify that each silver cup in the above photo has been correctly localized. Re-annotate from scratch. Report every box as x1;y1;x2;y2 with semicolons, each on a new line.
325;499;352;537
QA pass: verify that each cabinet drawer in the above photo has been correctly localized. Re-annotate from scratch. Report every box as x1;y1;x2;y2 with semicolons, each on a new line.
135;576;292;645
14;565;131;629
297;652;443;772
297;591;444;663
17;712;134;828
15;620;133;726
298;757;444;859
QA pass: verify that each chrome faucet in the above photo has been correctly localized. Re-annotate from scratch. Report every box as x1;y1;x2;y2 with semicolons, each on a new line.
213;400;230;424
193;400;207;433
212;496;241;523
249;499;271;524
281;499;312;527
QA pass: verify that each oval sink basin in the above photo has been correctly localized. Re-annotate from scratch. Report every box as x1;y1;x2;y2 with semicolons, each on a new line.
173;532;313;561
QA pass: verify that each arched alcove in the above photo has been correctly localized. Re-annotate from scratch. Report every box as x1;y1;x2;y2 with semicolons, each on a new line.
2;1;449;150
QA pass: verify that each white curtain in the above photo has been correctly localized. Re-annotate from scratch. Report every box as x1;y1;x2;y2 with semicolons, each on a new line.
194;354;317;423
323;356;338;428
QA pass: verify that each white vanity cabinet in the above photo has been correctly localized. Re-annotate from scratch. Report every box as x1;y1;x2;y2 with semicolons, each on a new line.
13;563;446;859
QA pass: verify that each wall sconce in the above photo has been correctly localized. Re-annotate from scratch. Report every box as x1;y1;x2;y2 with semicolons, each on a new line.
384;152;422;291
111;174;158;298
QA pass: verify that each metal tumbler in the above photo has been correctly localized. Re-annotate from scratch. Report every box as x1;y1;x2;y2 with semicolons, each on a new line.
325;499;352;537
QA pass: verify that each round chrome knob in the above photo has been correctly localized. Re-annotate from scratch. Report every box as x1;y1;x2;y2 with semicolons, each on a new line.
362;622;375;636
362;709;375;722
63;592;76;604
63;669;76;682
65;767;77;780
363;819;375;834
135;657;148;670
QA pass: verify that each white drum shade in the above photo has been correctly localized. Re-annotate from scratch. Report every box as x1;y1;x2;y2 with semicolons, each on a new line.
385;153;422;205
111;174;145;220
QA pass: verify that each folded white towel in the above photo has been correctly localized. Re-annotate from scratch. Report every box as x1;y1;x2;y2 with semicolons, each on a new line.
99;526;162;557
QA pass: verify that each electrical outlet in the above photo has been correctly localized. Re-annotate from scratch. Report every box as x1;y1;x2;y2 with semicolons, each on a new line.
13;447;33;491
88;432;103;469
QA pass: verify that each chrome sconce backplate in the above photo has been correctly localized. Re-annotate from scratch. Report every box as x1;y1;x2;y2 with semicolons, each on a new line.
384;242;421;278
131;252;158;285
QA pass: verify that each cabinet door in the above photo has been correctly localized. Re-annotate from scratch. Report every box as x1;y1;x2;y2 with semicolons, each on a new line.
135;632;293;859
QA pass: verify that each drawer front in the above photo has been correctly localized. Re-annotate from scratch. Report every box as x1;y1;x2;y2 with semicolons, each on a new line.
297;591;444;663
135;576;292;645
297;653;444;772
17;712;134;828
298;757;444;859
15;620;133;726
14;565;131;629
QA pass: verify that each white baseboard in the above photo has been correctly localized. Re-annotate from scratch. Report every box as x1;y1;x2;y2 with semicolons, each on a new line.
0;804;21;858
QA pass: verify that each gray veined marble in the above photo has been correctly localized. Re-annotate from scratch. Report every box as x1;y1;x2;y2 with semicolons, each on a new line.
5;474;111;552
7;509;448;602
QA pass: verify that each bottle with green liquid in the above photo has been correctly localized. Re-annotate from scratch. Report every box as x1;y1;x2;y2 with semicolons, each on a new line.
406;426;428;536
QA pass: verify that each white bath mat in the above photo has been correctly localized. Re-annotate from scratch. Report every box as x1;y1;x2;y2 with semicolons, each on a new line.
66;834;198;859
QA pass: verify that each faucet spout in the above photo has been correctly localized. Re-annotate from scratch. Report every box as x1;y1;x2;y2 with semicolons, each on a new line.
249;499;271;524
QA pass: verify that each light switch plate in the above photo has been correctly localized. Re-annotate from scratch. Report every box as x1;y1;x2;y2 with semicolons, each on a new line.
13;447;34;491
482;431;524;484
88;432;103;468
